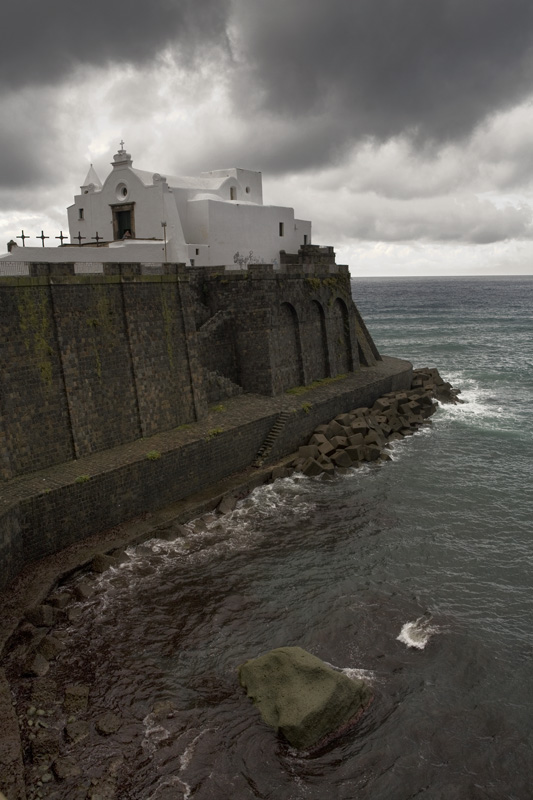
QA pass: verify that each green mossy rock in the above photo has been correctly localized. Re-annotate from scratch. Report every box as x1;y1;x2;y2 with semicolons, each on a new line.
238;646;371;750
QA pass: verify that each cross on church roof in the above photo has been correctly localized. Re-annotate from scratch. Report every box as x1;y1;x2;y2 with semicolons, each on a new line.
16;230;29;246
37;231;49;247
120;139;125;150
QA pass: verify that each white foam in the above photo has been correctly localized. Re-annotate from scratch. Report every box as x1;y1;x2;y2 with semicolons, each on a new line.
437;375;516;430
147;775;191;800
397;616;439;649
141;712;171;756
341;666;376;684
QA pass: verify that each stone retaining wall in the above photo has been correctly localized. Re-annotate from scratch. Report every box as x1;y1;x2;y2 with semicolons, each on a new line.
0;357;412;592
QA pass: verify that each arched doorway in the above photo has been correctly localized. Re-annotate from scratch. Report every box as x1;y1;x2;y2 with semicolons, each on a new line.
307;300;329;381
275;302;304;391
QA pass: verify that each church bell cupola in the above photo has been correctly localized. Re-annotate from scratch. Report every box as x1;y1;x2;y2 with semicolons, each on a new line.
112;141;133;168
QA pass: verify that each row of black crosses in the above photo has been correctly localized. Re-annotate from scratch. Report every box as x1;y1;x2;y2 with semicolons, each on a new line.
16;230;105;247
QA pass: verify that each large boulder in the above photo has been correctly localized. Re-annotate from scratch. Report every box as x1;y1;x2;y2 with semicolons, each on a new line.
238;646;371;750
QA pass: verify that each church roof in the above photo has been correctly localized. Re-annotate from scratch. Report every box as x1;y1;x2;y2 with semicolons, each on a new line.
81;164;102;190
130;167;230;192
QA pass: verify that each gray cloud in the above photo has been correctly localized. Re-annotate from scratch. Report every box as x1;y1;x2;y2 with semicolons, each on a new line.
332;194;533;244
0;0;231;90
231;0;533;168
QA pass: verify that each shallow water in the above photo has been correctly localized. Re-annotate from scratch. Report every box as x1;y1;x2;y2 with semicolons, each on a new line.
11;276;533;799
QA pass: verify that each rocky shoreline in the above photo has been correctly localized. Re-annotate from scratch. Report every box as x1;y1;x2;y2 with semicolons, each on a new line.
279;366;462;479
0;367;460;800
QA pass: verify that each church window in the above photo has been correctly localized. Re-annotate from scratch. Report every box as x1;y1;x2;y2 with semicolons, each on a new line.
279;222;284;236
115;182;128;200
195;248;199;255
304;234;308;245
230;186;237;200
245;186;250;194
78;208;84;220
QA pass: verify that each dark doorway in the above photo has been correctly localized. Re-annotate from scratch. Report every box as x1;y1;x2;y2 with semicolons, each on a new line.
111;203;135;240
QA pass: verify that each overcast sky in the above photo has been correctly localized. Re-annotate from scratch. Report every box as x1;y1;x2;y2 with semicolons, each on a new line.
3;0;533;275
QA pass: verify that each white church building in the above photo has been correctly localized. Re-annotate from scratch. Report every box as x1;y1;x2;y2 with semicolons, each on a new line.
2;144;312;270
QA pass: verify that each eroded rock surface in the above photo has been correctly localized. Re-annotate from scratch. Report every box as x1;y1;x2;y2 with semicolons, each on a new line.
238;646;371;750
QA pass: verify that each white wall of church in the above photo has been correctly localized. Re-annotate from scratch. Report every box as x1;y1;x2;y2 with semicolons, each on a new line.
201;168;263;204
193;200;311;267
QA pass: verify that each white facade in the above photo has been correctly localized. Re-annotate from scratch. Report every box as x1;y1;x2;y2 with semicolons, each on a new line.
2;145;311;269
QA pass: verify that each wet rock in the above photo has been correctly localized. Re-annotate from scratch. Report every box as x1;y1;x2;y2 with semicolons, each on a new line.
25;605;56;628
47;591;73;609
52;756;81;781
345;445;365;463
218;494;238;514
24;653;50;678
65;720;90;744
95;712;121;736
298;444;320;459
364;445;381;462
238;646;371;750
31;730;59;762
73;581;95;601
331;450;352;469
301;457;324;477
31;677;58;707
271;465;292;480
91;554;118;574
64;684;90;714
37;635;66;661
67;606;83;623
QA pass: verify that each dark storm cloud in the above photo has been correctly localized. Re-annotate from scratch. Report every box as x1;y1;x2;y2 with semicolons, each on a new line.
0;0;231;90
233;0;533;160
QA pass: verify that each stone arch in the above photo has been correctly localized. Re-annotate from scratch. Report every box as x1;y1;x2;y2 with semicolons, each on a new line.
331;297;353;374
275;301;304;391
306;299;329;381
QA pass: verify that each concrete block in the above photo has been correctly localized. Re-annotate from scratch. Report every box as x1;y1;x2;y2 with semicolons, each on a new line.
330;436;348;449
325;420;346;439
301;458;324;477
298;445;320;459
331;450;353;468
309;433;327;446
317;440;335;457
363;445;381;462
345;445;365;463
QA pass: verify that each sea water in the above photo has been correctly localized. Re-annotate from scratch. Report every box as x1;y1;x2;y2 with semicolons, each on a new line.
20;276;533;799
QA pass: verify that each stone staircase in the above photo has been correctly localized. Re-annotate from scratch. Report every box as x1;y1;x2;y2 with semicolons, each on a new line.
199;310;233;335
205;370;243;403
253;410;291;467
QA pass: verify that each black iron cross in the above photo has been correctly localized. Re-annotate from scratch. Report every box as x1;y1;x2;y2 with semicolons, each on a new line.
16;230;29;247
55;231;68;245
91;232;102;246
75;231;86;245
120;139;125;150
37;231;49;247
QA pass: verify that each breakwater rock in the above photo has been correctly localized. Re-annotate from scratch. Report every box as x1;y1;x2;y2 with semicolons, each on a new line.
238;646;371;750
276;367;461;479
